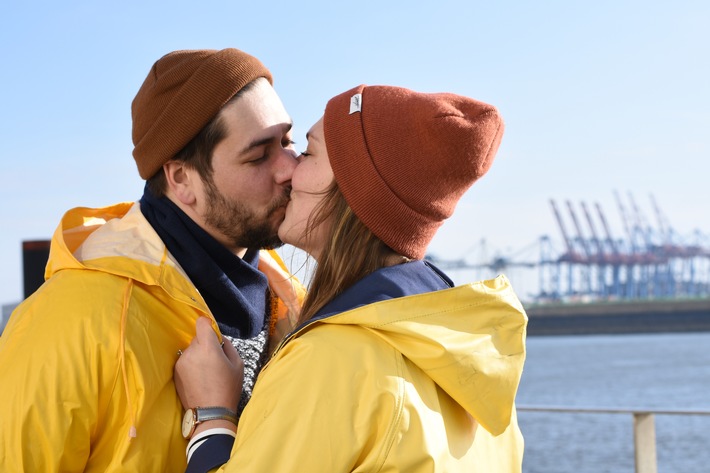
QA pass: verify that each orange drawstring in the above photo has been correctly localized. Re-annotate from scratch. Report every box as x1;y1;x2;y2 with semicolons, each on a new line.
119;279;137;438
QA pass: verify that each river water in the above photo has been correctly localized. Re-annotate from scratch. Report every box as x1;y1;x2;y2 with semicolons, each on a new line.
516;331;710;472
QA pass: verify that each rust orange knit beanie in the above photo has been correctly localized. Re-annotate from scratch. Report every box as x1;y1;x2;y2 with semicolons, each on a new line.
131;48;272;179
324;84;504;259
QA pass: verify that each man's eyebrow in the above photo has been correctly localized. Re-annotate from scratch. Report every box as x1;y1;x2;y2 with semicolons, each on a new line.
239;122;293;155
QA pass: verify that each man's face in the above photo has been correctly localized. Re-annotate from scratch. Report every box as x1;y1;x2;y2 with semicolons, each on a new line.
192;78;298;253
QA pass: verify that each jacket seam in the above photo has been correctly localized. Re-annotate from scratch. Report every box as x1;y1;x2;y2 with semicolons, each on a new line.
374;348;406;471
86;276;134;445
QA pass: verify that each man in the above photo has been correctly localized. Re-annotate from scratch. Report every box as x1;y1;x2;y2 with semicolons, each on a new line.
0;48;304;471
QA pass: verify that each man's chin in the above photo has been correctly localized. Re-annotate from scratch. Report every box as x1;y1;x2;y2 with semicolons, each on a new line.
257;222;285;250
255;204;289;250
261;239;285;251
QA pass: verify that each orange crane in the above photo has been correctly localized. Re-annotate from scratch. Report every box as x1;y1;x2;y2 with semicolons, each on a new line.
549;199;585;263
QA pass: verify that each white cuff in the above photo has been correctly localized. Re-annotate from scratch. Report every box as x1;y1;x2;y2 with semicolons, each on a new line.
186;427;237;462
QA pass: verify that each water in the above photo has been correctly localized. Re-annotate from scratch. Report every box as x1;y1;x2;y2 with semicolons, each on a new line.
516;332;710;473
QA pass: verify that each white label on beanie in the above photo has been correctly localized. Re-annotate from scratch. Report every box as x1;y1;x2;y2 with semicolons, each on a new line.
349;93;362;114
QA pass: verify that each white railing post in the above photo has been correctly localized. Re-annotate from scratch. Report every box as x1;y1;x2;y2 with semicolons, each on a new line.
633;412;657;473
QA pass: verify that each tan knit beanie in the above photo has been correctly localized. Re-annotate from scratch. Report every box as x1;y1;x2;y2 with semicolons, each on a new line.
131;48;272;179
323;84;504;259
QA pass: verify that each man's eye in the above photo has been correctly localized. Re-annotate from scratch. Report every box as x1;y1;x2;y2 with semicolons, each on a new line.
284;139;296;147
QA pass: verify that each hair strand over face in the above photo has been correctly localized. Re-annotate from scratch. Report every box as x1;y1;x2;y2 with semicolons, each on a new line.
298;183;397;324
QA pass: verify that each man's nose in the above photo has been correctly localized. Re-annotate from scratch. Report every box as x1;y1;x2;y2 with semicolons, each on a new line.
273;147;299;184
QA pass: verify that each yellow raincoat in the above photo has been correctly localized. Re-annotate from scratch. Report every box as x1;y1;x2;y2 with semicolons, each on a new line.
0;202;303;472
219;274;527;472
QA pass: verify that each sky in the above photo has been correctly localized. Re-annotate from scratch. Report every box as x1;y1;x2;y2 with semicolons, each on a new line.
1;0;708;305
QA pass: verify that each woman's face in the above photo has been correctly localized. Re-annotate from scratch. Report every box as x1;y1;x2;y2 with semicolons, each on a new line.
278;116;334;259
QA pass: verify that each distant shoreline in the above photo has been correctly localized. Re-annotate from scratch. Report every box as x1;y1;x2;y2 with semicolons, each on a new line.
6;298;710;338
524;298;710;336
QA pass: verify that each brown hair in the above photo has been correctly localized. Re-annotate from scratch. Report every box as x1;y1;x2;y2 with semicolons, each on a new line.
146;79;260;197
297;182;399;324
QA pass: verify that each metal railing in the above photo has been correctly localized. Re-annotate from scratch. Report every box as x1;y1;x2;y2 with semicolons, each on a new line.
517;405;710;473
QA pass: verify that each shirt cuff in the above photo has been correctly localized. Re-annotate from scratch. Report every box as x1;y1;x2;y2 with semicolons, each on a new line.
186;428;236;473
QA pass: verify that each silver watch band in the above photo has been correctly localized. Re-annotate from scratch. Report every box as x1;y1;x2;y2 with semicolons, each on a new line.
195;406;238;424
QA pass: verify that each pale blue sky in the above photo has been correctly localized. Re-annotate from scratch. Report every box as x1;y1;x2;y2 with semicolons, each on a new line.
1;0;708;304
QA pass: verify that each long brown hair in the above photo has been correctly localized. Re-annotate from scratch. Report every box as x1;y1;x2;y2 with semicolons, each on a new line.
297;181;399;324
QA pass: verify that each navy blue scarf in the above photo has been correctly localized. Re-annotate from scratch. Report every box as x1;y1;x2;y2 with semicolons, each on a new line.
140;184;269;339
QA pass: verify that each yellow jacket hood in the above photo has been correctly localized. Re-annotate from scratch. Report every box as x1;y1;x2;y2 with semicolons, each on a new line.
45;202;302;329
316;275;527;436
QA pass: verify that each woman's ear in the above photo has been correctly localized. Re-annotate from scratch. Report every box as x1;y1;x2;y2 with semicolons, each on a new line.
163;160;197;205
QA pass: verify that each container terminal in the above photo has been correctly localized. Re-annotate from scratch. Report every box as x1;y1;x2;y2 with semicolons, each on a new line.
427;192;710;335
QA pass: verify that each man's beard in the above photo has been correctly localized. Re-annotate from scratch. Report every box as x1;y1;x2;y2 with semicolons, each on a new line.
203;180;290;251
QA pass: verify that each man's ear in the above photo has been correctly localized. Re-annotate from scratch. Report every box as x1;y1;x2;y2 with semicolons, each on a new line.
163;160;197;205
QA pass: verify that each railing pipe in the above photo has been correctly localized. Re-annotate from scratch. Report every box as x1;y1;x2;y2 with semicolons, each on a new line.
517;405;710;473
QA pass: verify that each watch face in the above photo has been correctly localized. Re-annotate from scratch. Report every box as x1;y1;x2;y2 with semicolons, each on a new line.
182;408;195;438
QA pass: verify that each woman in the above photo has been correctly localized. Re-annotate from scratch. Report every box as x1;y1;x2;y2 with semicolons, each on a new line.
175;84;528;472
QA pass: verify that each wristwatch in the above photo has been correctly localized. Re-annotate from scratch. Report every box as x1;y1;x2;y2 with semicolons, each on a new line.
181;406;238;439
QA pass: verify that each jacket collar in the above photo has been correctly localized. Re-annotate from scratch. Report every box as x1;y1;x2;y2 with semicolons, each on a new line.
311;260;453;323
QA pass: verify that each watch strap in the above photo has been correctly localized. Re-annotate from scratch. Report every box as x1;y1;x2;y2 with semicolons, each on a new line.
195;406;238;425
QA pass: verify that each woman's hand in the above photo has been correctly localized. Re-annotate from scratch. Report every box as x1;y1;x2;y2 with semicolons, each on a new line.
175;317;244;413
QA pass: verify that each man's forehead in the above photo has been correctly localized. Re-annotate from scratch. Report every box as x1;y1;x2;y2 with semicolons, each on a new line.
229;78;289;121
220;81;293;153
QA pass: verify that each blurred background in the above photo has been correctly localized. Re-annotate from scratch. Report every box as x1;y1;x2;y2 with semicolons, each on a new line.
1;1;708;471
